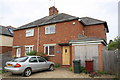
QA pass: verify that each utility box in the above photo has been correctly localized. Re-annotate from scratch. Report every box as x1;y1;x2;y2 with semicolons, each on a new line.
73;60;81;73
85;60;94;73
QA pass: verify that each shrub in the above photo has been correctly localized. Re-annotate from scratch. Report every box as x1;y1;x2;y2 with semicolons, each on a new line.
37;52;49;60
55;63;61;68
108;36;120;50
81;67;87;73
26;51;37;56
97;71;108;74
68;67;72;71
0;69;7;74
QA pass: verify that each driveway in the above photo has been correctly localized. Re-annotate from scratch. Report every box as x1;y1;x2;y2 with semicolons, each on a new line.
1;68;115;78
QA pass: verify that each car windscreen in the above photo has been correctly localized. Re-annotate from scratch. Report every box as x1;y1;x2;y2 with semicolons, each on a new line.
11;57;28;62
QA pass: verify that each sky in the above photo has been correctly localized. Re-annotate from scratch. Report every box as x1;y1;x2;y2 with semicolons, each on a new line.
0;0;119;42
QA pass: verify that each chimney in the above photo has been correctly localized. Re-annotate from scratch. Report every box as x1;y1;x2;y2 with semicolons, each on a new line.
49;6;59;16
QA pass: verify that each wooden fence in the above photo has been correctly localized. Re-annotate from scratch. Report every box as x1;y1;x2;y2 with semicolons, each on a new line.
102;49;120;75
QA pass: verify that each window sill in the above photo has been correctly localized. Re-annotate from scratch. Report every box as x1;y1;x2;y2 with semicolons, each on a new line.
45;33;55;35
47;55;55;57
26;36;34;37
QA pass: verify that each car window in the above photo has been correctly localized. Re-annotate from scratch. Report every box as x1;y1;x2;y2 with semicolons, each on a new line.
29;57;38;63
11;57;28;62
37;57;46;62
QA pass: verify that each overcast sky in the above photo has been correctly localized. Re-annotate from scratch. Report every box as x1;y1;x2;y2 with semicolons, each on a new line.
0;0;119;42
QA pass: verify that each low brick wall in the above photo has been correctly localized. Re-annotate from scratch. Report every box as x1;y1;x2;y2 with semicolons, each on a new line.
0;46;12;54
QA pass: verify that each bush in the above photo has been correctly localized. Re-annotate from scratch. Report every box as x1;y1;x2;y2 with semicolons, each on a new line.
37;52;49;60
0;69;7;74
26;51;37;56
81;67;87;73
68;67;72;71
55;63;61;68
97;71;108;74
108;36;120;50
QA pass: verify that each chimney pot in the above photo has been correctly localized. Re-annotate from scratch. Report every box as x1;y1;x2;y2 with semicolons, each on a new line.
49;6;59;16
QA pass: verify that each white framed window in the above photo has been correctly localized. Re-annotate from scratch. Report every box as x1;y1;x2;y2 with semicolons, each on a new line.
26;29;34;37
45;25;55;34
16;48;21;57
44;44;56;56
25;45;34;54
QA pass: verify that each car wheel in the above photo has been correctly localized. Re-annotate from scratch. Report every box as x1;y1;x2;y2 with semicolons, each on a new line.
49;65;54;71
23;68;32;77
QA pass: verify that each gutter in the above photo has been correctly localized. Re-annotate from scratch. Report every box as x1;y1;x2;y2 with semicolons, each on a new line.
0;34;13;37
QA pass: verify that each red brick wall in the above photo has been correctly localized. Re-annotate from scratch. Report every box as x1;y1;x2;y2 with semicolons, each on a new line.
84;24;106;39
0;46;12;54
13;20;84;63
98;44;103;72
13;27;38;57
39;20;84;64
13;20;107;65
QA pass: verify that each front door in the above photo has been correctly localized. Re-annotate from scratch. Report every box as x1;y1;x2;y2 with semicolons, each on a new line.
62;46;70;65
16;48;21;57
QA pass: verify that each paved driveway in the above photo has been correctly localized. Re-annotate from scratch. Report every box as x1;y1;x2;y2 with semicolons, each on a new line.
1;68;115;78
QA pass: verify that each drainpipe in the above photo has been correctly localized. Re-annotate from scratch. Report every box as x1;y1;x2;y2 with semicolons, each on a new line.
37;26;40;53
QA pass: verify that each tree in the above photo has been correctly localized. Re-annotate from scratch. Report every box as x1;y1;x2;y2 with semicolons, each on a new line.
108;36;120;50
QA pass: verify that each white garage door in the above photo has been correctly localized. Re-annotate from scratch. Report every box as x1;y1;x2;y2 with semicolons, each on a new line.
74;44;99;71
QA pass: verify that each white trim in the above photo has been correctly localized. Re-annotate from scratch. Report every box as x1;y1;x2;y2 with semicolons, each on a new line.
26;28;34;37
72;43;101;46
48;46;49;55
16;48;21;57
45;25;56;34
44;44;56;56
25;45;34;47
25;45;34;55
69;40;103;44
69;40;105;46
47;55;55;57
43;44;56;46
69;40;104;45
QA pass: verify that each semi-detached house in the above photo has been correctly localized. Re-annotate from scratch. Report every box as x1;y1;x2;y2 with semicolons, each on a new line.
13;6;109;72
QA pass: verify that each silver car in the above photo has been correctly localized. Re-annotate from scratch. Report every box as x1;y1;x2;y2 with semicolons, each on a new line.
4;56;55;77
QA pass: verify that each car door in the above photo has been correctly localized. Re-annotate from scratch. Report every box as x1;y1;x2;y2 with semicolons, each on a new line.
29;57;39;71
37;57;49;70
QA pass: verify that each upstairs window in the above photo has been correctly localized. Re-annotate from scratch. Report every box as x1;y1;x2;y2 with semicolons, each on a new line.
26;29;34;37
45;25;55;34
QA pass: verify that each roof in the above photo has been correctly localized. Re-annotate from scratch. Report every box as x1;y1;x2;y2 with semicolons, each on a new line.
14;13;109;32
0;25;15;37
69;37;107;45
80;17;109;32
14;13;79;30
